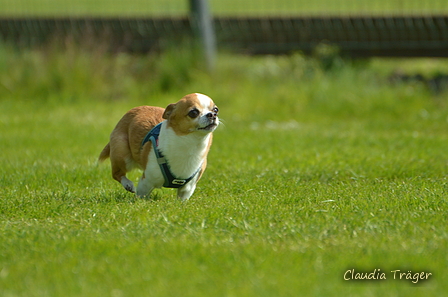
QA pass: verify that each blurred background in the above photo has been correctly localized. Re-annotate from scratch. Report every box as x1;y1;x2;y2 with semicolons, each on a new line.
1;1;448;105
2;0;447;16
1;0;447;57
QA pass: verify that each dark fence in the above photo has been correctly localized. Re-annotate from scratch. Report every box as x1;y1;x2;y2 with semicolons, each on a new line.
1;15;448;57
216;16;448;57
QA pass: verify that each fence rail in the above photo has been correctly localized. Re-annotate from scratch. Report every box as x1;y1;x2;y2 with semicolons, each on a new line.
1;16;448;57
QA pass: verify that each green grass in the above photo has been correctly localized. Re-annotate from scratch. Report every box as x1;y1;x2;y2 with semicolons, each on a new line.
0;44;448;296
1;0;447;16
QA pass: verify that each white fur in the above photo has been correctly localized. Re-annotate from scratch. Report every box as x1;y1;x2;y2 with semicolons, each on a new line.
158;121;211;178
196;93;216;128
196;93;212;108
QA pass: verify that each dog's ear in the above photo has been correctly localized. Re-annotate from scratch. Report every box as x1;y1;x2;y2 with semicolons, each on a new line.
163;103;176;119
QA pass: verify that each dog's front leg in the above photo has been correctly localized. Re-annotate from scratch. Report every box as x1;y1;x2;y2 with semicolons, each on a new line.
136;176;154;198
177;181;197;201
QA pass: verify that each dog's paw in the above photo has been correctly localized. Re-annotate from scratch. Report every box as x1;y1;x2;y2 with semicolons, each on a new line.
120;177;136;193
125;185;136;193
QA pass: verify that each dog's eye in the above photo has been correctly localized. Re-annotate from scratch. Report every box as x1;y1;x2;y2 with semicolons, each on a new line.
213;107;219;114
188;108;200;118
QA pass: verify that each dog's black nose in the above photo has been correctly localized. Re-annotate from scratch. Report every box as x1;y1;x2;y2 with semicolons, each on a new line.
206;112;216;120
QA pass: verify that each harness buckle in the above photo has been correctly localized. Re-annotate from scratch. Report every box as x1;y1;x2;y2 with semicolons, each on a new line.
172;179;187;186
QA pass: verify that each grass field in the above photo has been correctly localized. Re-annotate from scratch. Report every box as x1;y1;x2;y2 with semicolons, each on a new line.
1;0;448;16
0;42;448;296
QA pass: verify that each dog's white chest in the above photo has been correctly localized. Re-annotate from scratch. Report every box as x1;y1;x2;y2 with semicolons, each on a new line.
142;122;210;188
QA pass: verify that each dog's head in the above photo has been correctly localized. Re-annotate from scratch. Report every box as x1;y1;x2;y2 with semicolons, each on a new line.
163;93;219;135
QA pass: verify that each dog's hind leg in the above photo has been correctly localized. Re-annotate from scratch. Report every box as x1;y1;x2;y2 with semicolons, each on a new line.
110;134;136;193
111;165;135;193
120;177;136;193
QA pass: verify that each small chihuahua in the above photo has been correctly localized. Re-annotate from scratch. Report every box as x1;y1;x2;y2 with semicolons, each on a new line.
99;93;219;200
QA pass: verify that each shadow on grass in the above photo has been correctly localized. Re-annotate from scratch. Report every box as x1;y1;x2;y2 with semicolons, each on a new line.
93;188;166;204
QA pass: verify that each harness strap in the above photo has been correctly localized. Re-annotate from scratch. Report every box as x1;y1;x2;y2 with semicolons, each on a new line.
142;123;201;188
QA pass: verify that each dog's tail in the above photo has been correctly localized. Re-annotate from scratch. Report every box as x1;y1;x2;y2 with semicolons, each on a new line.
98;143;110;162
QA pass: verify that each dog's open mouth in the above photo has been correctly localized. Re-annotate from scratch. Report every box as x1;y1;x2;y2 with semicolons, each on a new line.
198;123;217;131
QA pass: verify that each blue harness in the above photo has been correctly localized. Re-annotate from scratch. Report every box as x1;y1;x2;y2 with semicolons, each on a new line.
141;123;201;188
